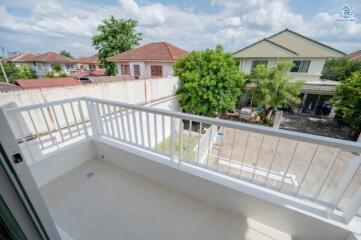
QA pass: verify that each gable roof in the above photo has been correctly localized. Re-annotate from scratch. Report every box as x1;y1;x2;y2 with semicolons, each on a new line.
15;77;79;89
32;52;74;63
347;50;361;60
74;55;100;64
233;29;345;58
4;52;38;62
107;42;188;62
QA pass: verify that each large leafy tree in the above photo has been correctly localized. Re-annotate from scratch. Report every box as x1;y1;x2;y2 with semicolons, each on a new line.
59;50;73;58
0;62;37;83
251;61;303;119
174;45;246;117
322;57;361;81
92;17;142;75
332;71;361;131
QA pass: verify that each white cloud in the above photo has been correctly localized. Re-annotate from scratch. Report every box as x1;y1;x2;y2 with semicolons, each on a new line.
0;0;361;56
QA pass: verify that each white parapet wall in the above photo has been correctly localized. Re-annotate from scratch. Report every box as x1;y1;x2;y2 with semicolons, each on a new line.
0;77;178;107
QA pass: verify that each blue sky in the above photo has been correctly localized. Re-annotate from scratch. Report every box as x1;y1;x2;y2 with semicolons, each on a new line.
1;0;360;57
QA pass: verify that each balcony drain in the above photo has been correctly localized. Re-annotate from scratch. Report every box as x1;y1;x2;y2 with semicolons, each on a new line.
86;172;95;178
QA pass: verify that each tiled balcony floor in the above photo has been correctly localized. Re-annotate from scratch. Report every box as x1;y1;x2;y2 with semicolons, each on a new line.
40;159;290;240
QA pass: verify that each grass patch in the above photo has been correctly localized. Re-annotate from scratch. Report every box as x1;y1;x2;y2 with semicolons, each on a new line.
157;131;199;161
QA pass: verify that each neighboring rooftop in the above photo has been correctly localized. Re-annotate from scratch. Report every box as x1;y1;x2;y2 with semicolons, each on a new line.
15;77;79;89
0;82;22;92
32;52;74;63
347;50;361;60
107;42;188;62
70;70;106;79
4;52;38;62
74;55;100;64
233;29;346;58
88;75;134;84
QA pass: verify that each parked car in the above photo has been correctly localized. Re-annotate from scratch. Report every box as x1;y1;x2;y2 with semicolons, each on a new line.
315;102;332;115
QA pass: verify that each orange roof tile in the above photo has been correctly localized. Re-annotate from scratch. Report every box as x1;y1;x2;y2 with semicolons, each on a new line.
4;52;38;62
74;55;100;64
107;42;188;62
32;52;74;63
347;50;361;60
15;77;79;89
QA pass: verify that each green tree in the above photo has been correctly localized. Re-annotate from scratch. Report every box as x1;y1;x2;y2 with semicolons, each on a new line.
59;50;73;58
332;71;361;132
322;57;361;81
251;62;303;121
0;62;37;83
52;64;62;72
174;45;246;117
15;64;37;79
92;16;142;75
44;71;55;78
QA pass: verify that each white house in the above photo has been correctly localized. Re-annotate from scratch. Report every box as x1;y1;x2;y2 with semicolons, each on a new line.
74;55;104;71
233;29;346;113
30;52;76;76
107;42;188;79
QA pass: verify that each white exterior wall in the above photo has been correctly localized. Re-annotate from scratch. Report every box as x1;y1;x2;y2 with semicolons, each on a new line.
239;58;326;82
116;61;174;79
32;63;74;76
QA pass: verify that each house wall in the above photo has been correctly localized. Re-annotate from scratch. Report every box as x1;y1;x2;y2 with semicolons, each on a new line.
116;61;174;79
32;62;75;76
239;58;326;82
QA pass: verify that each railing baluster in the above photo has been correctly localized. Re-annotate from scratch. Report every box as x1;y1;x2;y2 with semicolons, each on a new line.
154;113;158;151
61;104;73;138
329;156;361;208
251;135;265;182
187;120;192;162
139;111;145;146
279;141;299;191
205;125;213;168
162;115;165;154
133;110;139;145
343;187;361;223
126;109;133;143
95;103;104;136
196;122;202;165
40;108;57;146
70;102;81;136
50;106;65;142
225;129;237;175
238;132;250;178
312;149;341;200
107;105;115;138
101;104;110;136
264;137;280;186
295;144;319;195
78;101;88;138
27;110;45;149
179;120;183;162
114;106;122;139
170;117;175;162
146;112;151;148
119;107;127;142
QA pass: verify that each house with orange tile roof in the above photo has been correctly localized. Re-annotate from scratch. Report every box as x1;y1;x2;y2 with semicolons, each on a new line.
5;52;75;76
107;42;188;79
74;55;104;71
347;50;361;61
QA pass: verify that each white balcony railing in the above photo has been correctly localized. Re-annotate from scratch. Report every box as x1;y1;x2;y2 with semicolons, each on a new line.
3;97;361;225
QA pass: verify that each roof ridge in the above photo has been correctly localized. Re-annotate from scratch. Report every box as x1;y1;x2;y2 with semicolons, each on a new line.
163;42;174;60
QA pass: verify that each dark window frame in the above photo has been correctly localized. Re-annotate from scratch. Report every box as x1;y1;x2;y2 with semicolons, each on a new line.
150;65;163;77
120;64;130;75
290;60;311;73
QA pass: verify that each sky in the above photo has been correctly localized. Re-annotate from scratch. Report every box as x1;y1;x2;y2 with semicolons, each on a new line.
0;0;361;57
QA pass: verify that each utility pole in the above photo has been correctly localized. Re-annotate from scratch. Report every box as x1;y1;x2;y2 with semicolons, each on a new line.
0;46;9;83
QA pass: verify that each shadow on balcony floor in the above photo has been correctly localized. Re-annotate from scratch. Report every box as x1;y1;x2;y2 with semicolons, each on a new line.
40;159;290;240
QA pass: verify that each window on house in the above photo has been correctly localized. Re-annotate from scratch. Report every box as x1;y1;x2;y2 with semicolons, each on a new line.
290;60;310;73
133;65;140;78
251;60;268;71
120;64;130;75
150;65;163;77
